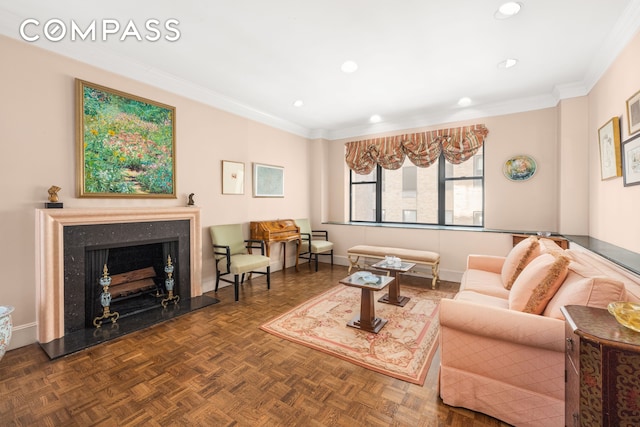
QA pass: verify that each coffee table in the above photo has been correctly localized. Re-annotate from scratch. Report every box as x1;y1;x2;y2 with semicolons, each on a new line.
372;260;416;307
339;272;395;334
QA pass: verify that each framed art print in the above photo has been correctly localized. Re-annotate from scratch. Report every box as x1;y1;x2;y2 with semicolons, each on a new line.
598;116;622;180
626;89;640;136
253;163;284;197
622;133;640;186
76;79;176;198
221;160;245;194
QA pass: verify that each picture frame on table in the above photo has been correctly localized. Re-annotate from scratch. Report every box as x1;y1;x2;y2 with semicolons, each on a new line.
221;160;245;195
597;117;622;180
626;89;640;136
76;79;176;198
253;163;284;197
621;132;640;187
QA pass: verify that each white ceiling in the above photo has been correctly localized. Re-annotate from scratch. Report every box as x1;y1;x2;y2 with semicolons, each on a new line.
1;0;640;140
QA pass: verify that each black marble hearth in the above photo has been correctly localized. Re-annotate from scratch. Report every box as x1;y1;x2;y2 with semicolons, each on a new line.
40;295;219;359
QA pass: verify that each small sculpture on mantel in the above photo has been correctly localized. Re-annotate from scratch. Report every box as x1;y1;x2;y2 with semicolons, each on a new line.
45;185;63;208
48;185;61;202
187;193;195;206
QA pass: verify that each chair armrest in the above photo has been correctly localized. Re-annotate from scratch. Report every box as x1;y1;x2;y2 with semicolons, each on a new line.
245;239;266;255
299;233;311;242
439;298;565;352
466;254;505;274
311;230;329;241
212;244;231;270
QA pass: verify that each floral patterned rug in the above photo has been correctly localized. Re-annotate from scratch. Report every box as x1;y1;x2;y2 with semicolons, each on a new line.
260;285;454;385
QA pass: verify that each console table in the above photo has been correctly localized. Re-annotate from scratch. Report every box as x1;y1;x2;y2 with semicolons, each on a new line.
561;305;640;426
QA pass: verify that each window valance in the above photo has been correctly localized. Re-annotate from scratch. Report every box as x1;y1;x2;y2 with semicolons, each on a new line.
345;124;489;174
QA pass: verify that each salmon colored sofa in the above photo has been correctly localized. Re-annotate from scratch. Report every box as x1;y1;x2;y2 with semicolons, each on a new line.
439;236;640;427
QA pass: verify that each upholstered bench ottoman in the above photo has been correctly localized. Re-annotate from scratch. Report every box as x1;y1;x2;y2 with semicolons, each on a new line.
347;245;440;289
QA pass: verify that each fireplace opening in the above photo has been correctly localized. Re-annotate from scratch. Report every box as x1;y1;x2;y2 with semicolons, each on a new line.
85;240;179;327
63;219;192;334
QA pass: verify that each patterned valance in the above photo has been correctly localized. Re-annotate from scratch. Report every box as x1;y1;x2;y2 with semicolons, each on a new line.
345;124;489;174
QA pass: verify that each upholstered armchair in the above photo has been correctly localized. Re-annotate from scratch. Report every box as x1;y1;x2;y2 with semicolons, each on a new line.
295;219;334;272
209;224;271;301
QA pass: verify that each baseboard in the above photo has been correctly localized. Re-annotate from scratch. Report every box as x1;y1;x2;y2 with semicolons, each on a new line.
7;321;37;350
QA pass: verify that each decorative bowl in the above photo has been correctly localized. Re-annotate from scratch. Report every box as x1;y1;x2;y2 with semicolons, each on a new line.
607;301;640;333
536;231;552;238
0;306;14;361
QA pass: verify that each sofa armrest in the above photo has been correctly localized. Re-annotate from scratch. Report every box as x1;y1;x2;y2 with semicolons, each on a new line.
466;254;506;274
439;298;565;352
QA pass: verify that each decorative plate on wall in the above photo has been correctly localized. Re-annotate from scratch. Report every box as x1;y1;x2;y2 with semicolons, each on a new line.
503;155;537;181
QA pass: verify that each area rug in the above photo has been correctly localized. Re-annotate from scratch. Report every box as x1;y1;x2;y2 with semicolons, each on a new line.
260;285;454;385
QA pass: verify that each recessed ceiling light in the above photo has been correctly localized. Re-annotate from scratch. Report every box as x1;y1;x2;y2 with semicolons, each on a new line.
293;100;304;107
494;2;522;19
457;97;472;107
497;58;519;69
369;114;381;123
341;60;358;73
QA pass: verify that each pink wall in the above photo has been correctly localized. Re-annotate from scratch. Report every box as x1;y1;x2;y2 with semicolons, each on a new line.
588;30;640;252
1;35;311;347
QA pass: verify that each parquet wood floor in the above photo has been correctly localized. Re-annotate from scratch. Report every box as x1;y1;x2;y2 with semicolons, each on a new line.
0;264;510;426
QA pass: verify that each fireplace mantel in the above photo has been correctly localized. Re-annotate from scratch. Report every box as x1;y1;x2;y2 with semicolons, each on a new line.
36;207;202;343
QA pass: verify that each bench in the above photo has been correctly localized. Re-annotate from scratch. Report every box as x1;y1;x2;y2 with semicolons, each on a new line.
347;245;440;289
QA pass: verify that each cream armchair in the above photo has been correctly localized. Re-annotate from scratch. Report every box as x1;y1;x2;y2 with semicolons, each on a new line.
209;224;271;301
295;219;334;272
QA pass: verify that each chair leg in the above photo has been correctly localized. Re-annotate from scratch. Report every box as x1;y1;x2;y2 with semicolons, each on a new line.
215;270;220;292
234;275;240;302
330;250;334;266
314;253;319;272
266;266;271;290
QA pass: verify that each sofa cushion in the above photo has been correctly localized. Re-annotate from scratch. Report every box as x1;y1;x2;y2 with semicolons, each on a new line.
501;236;540;290
509;253;571;314
460;269;510;299
543;273;626;320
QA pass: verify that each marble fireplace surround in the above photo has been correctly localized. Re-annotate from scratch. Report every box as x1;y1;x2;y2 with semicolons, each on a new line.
36;207;202;344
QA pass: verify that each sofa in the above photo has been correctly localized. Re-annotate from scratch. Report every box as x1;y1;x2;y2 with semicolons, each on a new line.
439;236;640;427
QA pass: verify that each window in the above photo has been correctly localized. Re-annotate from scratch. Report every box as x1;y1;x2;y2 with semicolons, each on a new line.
350;147;483;226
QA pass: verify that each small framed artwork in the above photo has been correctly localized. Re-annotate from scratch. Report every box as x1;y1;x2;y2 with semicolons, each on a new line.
621;133;640;186
253;163;284;197
598;117;622;180
503;155;537;181
221;160;245;195
626;89;640;136
76;79;176;198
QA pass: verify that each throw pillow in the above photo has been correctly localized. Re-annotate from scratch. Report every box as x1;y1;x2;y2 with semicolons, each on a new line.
543;275;626;320
509;252;571;314
501;236;540;290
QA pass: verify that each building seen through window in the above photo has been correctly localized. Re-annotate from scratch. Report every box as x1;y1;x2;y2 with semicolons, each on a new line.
350;147;483;226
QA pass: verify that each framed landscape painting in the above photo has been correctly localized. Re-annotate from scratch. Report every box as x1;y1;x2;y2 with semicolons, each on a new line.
76;79;176;198
253;163;284;197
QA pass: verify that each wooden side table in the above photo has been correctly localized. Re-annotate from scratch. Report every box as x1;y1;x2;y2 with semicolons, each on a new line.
561;305;640;427
339;273;394;334
512;233;568;249
371;260;415;307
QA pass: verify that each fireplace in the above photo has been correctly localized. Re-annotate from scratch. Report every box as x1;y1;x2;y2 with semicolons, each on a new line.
36;207;211;354
64;220;190;333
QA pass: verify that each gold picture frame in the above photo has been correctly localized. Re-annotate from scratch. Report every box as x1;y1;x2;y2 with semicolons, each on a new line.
221;160;245;195
626;89;640;136
76;79;176;198
598;116;622;180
